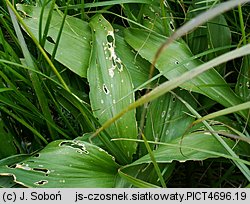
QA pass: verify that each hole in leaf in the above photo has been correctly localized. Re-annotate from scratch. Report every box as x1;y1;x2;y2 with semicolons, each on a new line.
112;58;116;66
107;35;114;43
143;15;151;20
170;21;175;30
46;36;55;44
33;168;49;174
117;62;123;71
60;141;89;154
102;84;110;94
33;154;40;158
34;180;48;185
8;164;17;169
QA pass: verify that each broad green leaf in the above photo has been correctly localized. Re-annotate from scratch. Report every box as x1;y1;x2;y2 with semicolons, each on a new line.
0;120;18;160
0;154;30;188
115;31;154;88
141;0;175;36
144;89;196;143
0;140;119;187
124;28;244;113
16;4;91;77
236;55;250;101
131;132;242;165
140;89;196;156
88;15;137;164
186;0;231;70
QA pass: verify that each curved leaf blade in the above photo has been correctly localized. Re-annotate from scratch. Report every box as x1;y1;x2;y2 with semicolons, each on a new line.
132;133;243;165
0;140;119;187
88;15;137;164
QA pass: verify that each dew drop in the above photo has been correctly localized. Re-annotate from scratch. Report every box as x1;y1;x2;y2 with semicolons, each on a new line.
161;111;166;118
101;99;104;104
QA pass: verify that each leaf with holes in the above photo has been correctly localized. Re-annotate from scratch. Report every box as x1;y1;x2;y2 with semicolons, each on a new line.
140;89;196;156
16;4;91;77
236;55;250;102
141;0;176;36
88;15;137;164
131;132;239;165
0;140;119;187
124;28;245;117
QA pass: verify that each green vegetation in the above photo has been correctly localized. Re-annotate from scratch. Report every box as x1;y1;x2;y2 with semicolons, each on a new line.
0;0;250;187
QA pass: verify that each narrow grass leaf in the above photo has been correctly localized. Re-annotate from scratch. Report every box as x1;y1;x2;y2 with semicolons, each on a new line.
194;101;250;125
0;120;18;160
62;0;153;10
8;4;58;139
141;133;166;188
118;168;160;188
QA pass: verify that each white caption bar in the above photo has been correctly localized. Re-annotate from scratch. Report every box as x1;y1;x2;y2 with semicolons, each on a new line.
0;189;249;204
